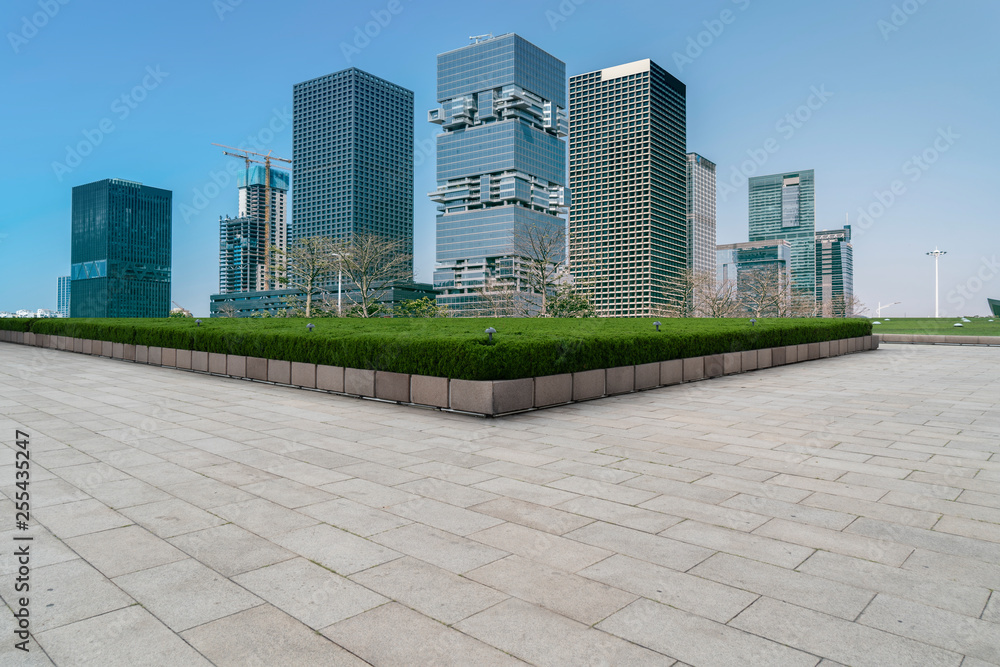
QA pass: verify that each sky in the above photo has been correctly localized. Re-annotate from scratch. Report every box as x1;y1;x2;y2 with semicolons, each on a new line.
2;0;997;318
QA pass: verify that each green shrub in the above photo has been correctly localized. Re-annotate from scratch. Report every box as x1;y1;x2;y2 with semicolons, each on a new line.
5;317;872;381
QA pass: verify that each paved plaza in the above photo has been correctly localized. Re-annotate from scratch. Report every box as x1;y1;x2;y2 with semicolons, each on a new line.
1;341;998;666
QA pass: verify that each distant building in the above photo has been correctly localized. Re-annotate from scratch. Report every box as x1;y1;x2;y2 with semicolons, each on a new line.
717;240;792;313
988;298;1000;317
292;67;414;261
219;165;290;294
687;153;717;277
210;283;436;318
429;33;569;316
815;226;854;317
57;276;71;317
748;170;816;301
569;59;687;316
70;179;172;318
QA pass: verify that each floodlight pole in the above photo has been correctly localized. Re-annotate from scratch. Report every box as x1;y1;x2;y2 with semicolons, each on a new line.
926;248;947;318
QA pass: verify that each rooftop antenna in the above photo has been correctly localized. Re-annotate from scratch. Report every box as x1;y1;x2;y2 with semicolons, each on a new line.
469;33;493;44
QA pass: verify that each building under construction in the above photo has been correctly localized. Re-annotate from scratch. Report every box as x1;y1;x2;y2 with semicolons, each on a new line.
219;165;290;293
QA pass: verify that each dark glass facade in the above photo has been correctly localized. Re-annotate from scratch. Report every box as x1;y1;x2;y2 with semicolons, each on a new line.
70;179;172;318
569;60;687;317
815;225;854;317
748;170;816;299
292;68;414;258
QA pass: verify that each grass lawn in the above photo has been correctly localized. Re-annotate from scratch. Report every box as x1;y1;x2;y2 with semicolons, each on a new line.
870;317;1000;337
4;317;872;381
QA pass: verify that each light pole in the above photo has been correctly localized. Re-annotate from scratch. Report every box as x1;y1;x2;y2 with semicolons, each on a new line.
925;248;947;318
876;301;901;318
332;251;348;316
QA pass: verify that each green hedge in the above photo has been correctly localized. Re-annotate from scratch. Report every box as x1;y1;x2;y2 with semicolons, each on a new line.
2;317;872;381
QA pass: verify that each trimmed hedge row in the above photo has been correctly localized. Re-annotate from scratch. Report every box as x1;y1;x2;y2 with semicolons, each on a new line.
2;317;872;381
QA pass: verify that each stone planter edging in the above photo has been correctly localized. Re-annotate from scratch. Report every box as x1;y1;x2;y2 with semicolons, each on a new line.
879;334;1000;346
0;333;879;417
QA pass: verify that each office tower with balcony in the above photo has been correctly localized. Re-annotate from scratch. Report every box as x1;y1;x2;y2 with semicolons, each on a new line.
219;165;290;293
70;179;172;318
568;59;687;317
816;225;854;317
748;170;816;301
429;33;569;316
687;153;717;277
57;275;70;317
292;68;414;259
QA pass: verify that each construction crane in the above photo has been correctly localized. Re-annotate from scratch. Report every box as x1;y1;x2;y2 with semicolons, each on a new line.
212;143;291;291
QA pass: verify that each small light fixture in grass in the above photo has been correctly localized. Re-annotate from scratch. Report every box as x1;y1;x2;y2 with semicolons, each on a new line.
750;318;757;326
195;319;202;326
307;323;315;332
954;323;963;327
485;327;496;344
653;321;661;332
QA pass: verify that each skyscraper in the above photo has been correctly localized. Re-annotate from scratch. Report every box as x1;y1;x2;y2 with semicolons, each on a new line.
57;275;70;317
687;153;717;277
70;179;171;318
292;68;413;258
219;165;290;293
815;225;854;317
748;170;816;301
429;33;569;316
569;59;687;317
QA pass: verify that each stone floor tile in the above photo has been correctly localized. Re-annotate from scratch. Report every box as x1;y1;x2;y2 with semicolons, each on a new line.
395;476;499;508
663;519;816;568
37;605;212;667
3;477;89;508
470;497;594;535
181;604;367;666
160;477;256;509
65;525;187;578
689;552;874;620
474;459;568;485
370;522;508;574
455;598;668;666
472;476;579;506
119;498;225;539
51;462;131;492
0;604;55;665
196;461;279;486
351;556;507;624
767;473;887;501
692;473;813;504
547;475;659;506
845;516;1000;562
233;558;387;629
933;515;1000;544
799;491;941;529
320;477;418;509
640;494;771;532
598;598;817;667
403;460;497;486
20;559;134;633
85;478;172;509
386;497;504;536
31;498;130;538
299;497;412;536
209;497;319;538
730;596;963;667
470;521;613;572
755;518;913;566
113;558;262;632
334;461;424;486
273;523;401;575
239;477;337;508
167;523;295;576
466;554;636;625
566;521;714;571
624;474;738;504
580;554;759;623
0;526;78;573
324;602;526;666
720;493;856;530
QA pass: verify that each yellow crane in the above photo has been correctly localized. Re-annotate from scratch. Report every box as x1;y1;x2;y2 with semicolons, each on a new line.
212;143;291;291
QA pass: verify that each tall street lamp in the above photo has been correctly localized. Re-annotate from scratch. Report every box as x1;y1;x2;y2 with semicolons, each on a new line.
926;247;947;318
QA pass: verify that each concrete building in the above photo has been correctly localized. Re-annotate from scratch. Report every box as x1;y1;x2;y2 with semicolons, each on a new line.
748;170;816;301
70;179;172;318
429;33;569;316
569;59;687;317
815;225;854;317
687;153;717;277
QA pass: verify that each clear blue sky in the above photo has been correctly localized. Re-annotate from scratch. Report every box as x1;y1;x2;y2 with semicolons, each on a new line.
2;0;997;317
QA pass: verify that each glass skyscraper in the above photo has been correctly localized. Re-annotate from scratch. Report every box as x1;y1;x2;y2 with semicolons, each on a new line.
816;225;854;317
219;165;290;294
569;59;687;317
57;276;70;317
292;68;413;257
687;153;717;277
70;179;172;318
748;170;816;300
429;33;569;316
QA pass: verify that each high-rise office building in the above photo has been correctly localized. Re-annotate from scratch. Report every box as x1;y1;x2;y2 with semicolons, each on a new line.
815;225;854;317
569;59;687;317
219;165;290;293
57;275;70;317
70;179;171;318
717;240;792;316
748;170;816;301
429;33;569;316
292;68;414;259
687;153;717;277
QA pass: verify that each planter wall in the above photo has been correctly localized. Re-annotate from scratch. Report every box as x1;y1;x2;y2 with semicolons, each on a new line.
1;332;881;417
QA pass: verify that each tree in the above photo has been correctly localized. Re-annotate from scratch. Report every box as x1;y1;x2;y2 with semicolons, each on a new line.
512;220;565;317
395;297;448;318
217;303;237;318
335;233;414;318
695;275;742;318
548;284;595;317
272;236;339;318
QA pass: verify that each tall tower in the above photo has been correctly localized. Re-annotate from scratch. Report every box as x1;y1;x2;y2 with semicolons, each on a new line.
687;153;717;277
292;68;414;260
57;275;71;317
815;225;853;317
70;179;172;318
219;165;290;293
748;170;816;302
569;59;687;317
429;33;569;316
